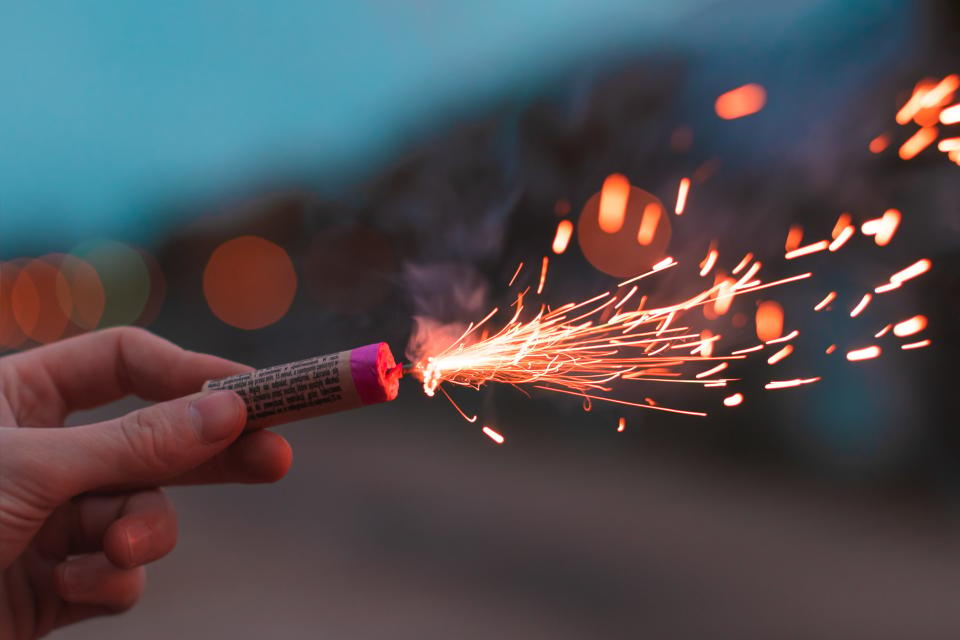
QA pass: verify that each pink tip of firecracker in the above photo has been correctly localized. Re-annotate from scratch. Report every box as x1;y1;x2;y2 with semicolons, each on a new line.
350;342;401;404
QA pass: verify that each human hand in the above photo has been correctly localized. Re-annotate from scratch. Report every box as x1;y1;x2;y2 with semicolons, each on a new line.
0;328;293;638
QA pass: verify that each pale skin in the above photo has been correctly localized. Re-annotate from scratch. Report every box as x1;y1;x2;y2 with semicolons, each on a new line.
0;327;293;638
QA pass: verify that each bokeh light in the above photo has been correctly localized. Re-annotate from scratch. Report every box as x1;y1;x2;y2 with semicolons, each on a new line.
714;83;767;120
12;257;73;344
204;235;297;329
597;173;630;233
135;249;167;327
55;253;106;332
72;240;152;327
755;300;784;342
578;185;671;278
0;261;29;350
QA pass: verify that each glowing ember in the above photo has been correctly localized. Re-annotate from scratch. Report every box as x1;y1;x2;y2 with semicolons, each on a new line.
699;246;718;277
896;80;936;125
482;426;505;444
899;126;938;160
941;103;960;125
868;134;890;154
920;74;958;108
828;225;854;252
813;291;836;311
755;301;784;341
723;392;744;407
846;345;881;362
675;177;691;215
714;84;766;120
617;417;626;432
785;240;829;260
850;293;872;318
552;220;574;254
695;362;728;379
785;225;803;252
508;262;524;286
825;344;836;354
937;137;960;152
732;253;753;275
765;377;821;390
890;259;932;284
901;339;931;350
537;256;549;294
767;344;793;365
598;173;631;233
766;329;799;345
832;213;852;238
874;324;892;338
637;202;663;246
892;315;927;337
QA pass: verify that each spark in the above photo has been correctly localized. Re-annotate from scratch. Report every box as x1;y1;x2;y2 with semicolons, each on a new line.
508;262;524;287
599;174;630;233
899;126;938;160
942;103;960;125
893;315;927;337
874;281;901;294
901;339;931;350
890;259;932;285
896;80;935;124
874;324;892;338
938;137;960;152
675;177;691;215
695;362;728;379
785;240;829;259
846;345;881;362
920;74;958;109
637;202;662;246
732;253;754;275
552;220;574;254
652;256;675;271
767;344;793;365
537;256;549;294
617;417;626;432
723;392;744;407
828;225;854;252
869;134;890;154
850;293;872;318
874;209;901;247
832;213;852;238
731;344;764;355
699;246;718;277
714;84;766;120
482;426;505;444
813;291;836;311
765;377;821;390
785;225;803;252
825;344;836;354
766;329;799;345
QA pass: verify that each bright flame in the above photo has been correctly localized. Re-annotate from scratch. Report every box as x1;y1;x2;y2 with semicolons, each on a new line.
598;173;630;233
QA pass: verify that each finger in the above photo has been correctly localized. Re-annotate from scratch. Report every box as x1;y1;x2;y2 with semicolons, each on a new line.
167;430;293;486
35;390;247;498
2;326;250;424
54;553;146;611
65;490;178;568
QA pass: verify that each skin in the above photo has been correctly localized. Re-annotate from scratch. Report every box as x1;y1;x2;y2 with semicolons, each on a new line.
0;327;293;638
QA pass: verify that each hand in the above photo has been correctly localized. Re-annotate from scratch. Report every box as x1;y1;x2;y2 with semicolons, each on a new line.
0;327;293;638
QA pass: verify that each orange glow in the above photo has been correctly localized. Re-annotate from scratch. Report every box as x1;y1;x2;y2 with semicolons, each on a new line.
890;259;932;284
847;345;881;362
899;126;938;160
938;137;960;152
920;74;958;108
12;258;73;344
731;344;764;355
828;225;854;252
617;417;626;432
694;362;728;379
481;426;505;444
831;213;852;238
598;173;630;233
537;256;549;295
874;324;892;338
896;80;935;124
785;225;803;252
674;177;691;215
552;220;574;254
723;392;744;407
765;377;821;390
55;254;105;331
941;103;960;125
875;209;901;247
766;329;799;345
0;262;28;349
850;293;872;318
868;134;890;153
652;256;675;271
767;344;793;365
714;84;766;120
203;236;297;330
713;278;735;316
825;344;836;354
698;329;715;357
874;281;901;294
755;301;784;342
636;202;662;246
893;315;927;337
699;246;718;277
785;240;829;260
901;339;931;350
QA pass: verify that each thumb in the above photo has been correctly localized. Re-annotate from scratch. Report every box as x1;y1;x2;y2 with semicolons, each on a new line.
60;390;247;495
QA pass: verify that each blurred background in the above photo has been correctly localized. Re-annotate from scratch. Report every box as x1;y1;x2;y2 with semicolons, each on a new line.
3;0;960;637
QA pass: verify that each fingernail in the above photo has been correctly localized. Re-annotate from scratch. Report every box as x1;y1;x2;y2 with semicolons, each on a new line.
125;523;152;566
190;391;243;443
60;560;96;598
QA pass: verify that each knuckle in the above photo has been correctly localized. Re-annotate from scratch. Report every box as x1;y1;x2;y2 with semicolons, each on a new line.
119;409;179;476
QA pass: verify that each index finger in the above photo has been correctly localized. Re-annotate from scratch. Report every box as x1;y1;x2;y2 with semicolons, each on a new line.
2;327;251;422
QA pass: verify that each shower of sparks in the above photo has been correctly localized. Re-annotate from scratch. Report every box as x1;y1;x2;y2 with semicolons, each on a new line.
675;177;691;215
481;426;505;444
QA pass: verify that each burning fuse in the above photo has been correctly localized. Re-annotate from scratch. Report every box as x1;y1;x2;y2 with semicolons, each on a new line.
204;342;402;430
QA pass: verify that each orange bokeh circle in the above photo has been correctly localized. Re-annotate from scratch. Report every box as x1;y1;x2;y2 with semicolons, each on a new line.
0;261;29;350
12;257;74;344
203;236;297;330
